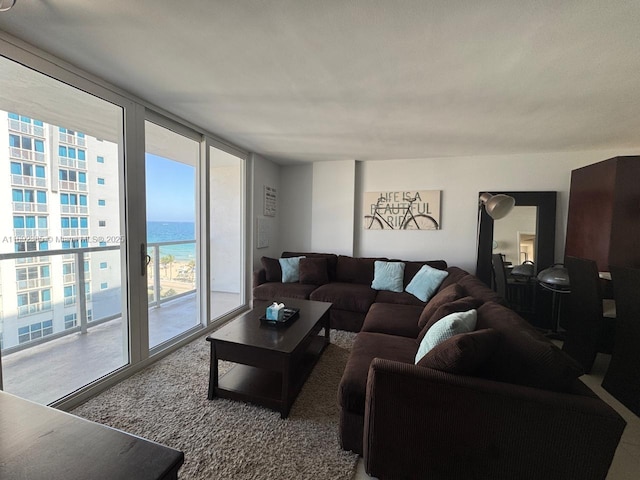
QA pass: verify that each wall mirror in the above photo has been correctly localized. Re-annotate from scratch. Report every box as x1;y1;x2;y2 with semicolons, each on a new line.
476;191;557;286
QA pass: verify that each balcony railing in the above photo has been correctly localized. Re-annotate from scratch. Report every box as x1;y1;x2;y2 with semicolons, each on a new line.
58;180;88;192
10;174;47;188
8;118;45;137
18;300;53;317
0;240;196;355
13;228;49;238
61;228;89;237
9;147;46;163
62;272;91;284
16;277;52;291
59;157;87;169
59;132;86;147
61;205;89;214
146;240;196;308
15;256;50;265
12;202;48;213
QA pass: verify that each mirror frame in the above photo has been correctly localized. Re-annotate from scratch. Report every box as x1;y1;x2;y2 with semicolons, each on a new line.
476;191;557;286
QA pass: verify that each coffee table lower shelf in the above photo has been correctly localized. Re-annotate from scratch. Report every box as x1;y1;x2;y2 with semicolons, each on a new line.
212;335;327;418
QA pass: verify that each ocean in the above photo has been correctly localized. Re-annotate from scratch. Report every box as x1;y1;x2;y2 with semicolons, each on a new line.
147;221;196;262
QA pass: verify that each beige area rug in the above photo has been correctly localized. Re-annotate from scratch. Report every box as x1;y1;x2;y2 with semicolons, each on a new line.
72;329;359;480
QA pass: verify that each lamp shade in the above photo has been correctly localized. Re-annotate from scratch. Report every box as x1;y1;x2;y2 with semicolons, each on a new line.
0;0;17;12
479;192;516;220
537;264;571;292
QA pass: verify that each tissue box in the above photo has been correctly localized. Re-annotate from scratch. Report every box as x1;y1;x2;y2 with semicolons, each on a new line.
266;302;285;321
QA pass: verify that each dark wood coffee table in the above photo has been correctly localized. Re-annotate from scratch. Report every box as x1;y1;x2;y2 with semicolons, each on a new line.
206;298;331;418
0;391;184;480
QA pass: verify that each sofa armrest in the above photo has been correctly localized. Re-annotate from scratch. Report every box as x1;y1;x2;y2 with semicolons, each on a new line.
253;268;267;288
364;358;625;480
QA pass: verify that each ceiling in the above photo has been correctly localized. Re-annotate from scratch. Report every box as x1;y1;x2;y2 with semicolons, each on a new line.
1;0;639;164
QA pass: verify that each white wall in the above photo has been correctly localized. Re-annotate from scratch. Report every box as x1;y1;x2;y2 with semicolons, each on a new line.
251;154;280;270
279;164;313;252
311;160;356;255
275;148;640;273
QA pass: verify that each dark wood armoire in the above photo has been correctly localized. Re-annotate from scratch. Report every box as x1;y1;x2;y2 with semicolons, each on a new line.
565;156;640;271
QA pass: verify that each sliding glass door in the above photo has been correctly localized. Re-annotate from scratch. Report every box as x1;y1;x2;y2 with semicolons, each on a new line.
0;38;250;408
209;143;246;320
0;55;130;404
145;120;201;349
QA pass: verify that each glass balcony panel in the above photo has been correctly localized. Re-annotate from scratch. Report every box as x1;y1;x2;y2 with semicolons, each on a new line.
10;174;47;188
9;147;46;163
16;278;51;290
13;228;49;238
59;157;78;169
8;119;45;137
12;202;48;213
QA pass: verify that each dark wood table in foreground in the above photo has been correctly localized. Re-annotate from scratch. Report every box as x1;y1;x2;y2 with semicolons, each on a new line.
0;391;184;480
207;298;331;418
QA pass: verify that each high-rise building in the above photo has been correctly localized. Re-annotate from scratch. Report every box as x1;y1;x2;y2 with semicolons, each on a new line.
0;110;121;351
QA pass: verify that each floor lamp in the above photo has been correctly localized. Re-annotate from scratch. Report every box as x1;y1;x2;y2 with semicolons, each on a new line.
537;263;571;337
476;192;516;286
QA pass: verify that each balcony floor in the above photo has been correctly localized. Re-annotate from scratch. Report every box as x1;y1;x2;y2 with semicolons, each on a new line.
1;291;241;405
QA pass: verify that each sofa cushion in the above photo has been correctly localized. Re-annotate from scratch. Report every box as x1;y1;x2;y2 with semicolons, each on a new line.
437;266;470;292
361;303;423;338
418;295;483;342
310;282;378;313
282;252;338;281
417;283;464;330
299;257;329;285
279;256;305;283
417;328;500;374
261;256;282;282
400;260;448;287
336;256;384;285
406;265;449;302
338;332;417;414
483;329;584;392
371;261;405;293
253;282;317;301
415;309;477;363
475;301;584;392
458;274;507;305
374;290;427;307
475;300;540;333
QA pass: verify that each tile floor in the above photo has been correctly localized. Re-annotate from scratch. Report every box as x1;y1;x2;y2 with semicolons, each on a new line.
354;351;640;479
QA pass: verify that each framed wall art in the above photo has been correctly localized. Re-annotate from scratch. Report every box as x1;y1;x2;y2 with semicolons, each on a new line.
363;190;441;230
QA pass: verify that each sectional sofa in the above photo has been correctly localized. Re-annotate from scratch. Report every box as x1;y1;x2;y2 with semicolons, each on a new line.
253;252;626;480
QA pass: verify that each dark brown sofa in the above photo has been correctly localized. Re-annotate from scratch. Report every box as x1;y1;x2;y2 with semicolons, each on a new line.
341;281;626;479
253;253;626;479
253;252;451;331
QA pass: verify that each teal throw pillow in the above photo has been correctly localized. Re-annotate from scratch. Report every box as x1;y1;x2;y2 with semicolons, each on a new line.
279;256;305;283
371;260;405;293
406;264;449;302
415;309;477;364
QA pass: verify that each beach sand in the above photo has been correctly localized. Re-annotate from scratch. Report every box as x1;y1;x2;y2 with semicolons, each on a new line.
147;259;196;299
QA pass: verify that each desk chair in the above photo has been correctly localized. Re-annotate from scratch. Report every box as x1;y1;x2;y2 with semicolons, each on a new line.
492;254;535;317
562;256;616;373
602;265;640;416
491;254;509;300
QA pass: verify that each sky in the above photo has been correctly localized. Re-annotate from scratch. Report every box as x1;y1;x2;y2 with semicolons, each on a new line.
145;153;195;222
